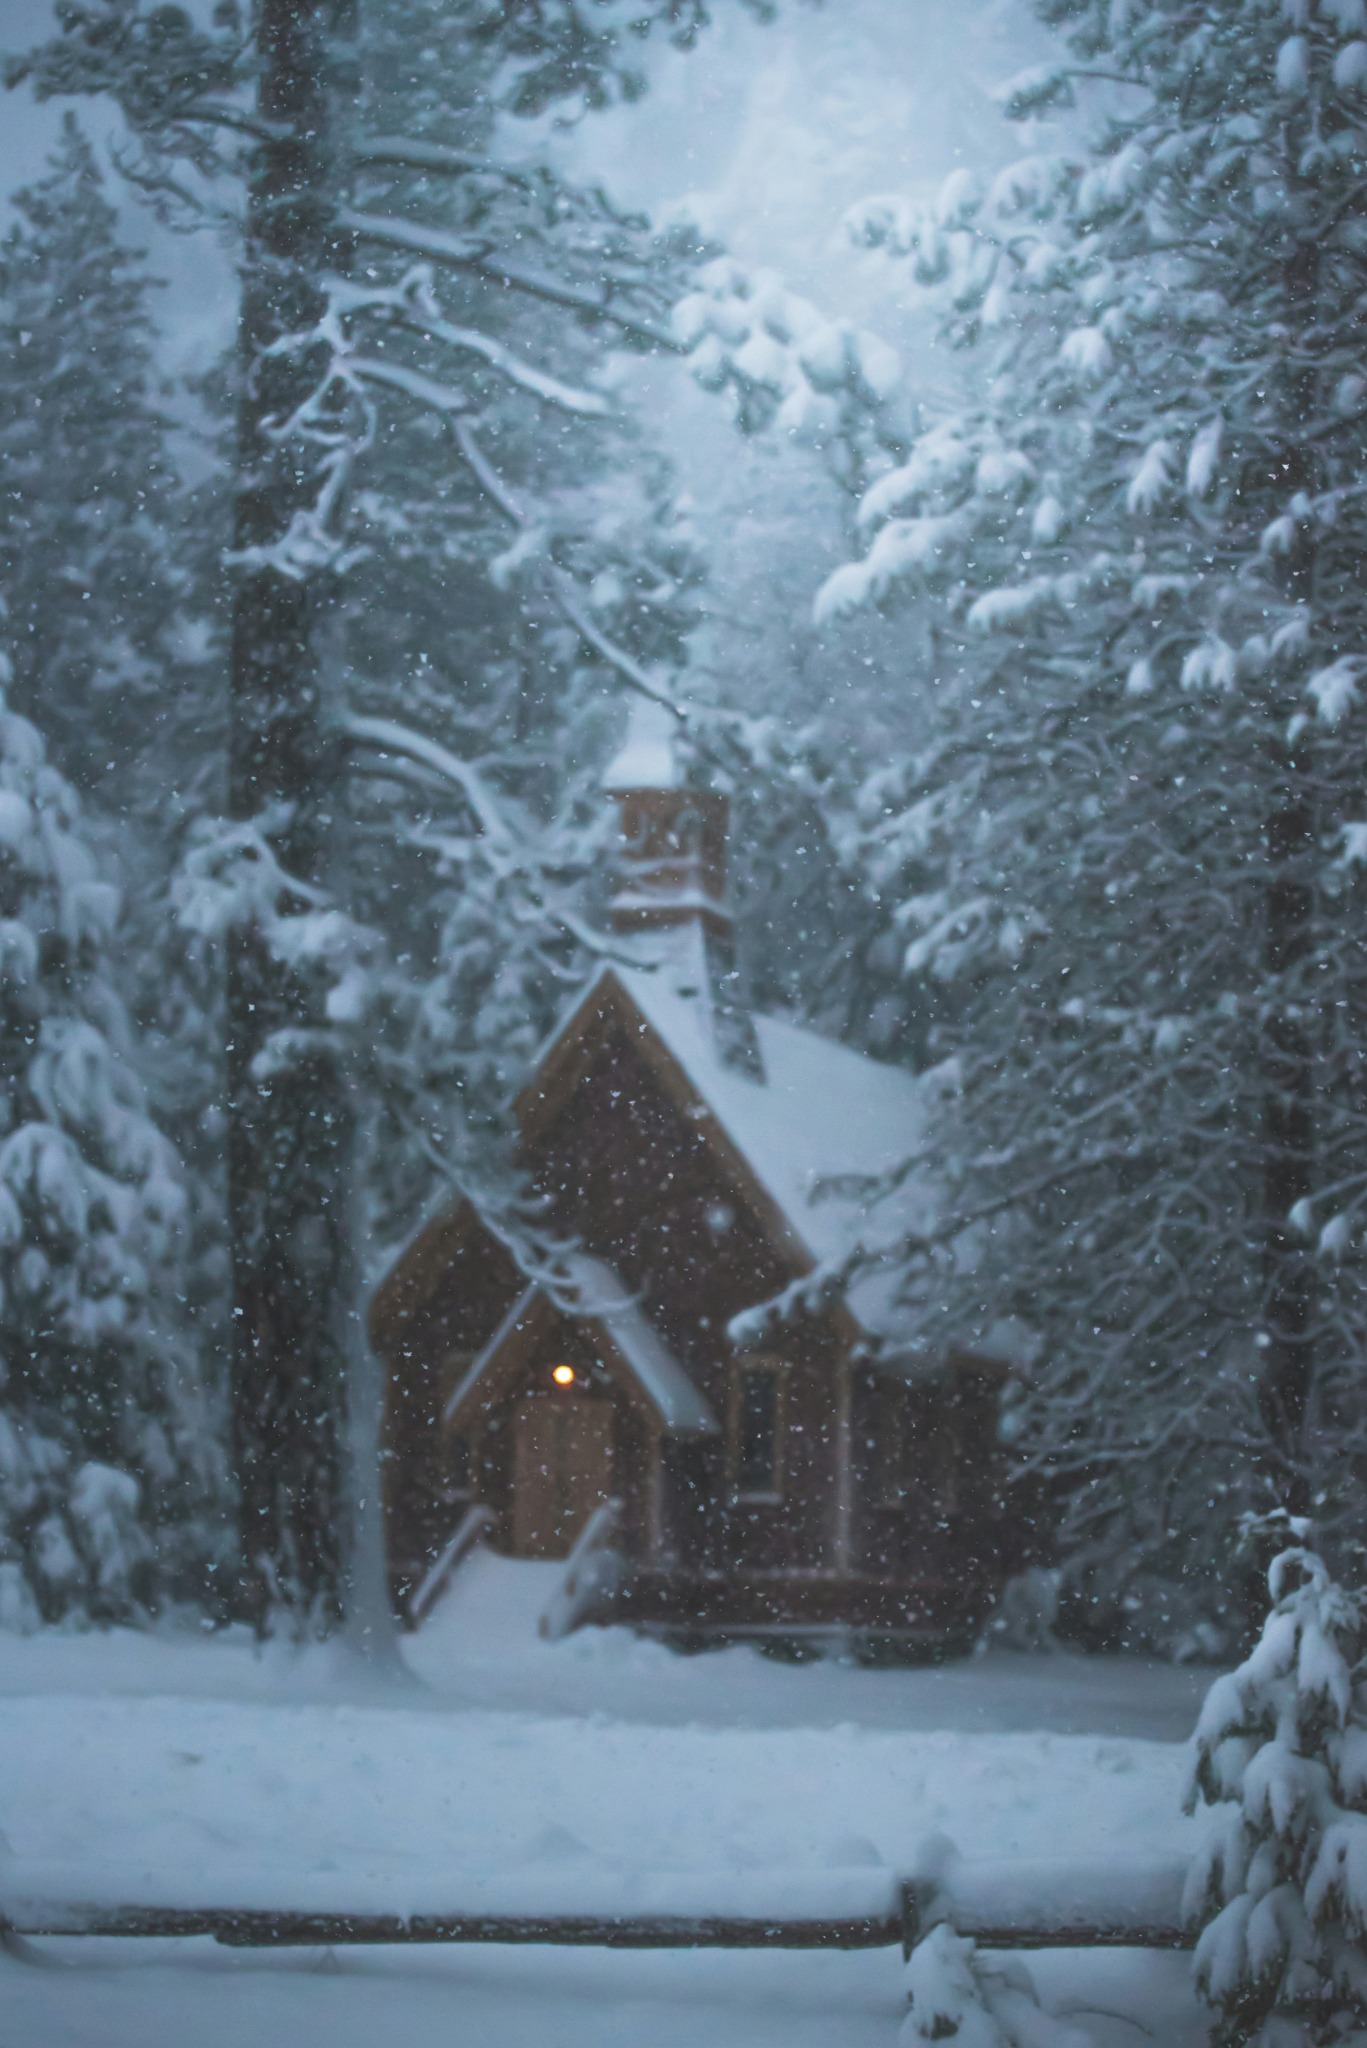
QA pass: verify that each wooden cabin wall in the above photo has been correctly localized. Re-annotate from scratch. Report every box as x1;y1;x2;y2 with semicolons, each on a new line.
526;1020;796;1400
381;1355;466;1609
658;1436;718;1569
372;996;1013;1644
474;1398;514;1551
850;1368;942;1582
718;1335;844;1575
526;1019;848;1576
469;1315;600;1556
779;1340;848;1570
613;1401;656;1561
375;1228;522;1603
848;1364;1007;1607
943;1363;1010;1588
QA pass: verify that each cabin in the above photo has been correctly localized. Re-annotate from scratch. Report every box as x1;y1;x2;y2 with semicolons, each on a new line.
371;703;1012;1656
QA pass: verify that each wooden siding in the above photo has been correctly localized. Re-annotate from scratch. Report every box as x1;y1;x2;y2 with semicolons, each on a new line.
463;1311;662;1563
523;1015;853;1581
375;1216;522;1607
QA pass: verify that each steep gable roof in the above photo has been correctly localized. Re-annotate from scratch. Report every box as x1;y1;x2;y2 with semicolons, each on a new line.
444;1250;718;1438
369;1197;522;1355
621;964;933;1267
517;939;944;1343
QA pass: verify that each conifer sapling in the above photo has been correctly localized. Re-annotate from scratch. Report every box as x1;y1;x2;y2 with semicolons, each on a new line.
1185;1516;1367;2045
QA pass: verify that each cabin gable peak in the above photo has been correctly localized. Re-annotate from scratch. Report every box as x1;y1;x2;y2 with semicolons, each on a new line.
515;960;814;1279
443;1252;719;1443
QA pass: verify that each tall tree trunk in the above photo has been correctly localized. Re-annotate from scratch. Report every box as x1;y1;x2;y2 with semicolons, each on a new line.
1256;232;1320;1518
226;0;359;1630
1259;781;1315;1503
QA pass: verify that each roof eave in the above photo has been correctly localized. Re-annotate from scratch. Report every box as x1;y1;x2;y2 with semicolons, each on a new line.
442;1276;719;1439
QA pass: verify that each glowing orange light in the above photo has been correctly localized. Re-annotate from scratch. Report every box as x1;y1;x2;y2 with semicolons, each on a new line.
551;1364;576;1387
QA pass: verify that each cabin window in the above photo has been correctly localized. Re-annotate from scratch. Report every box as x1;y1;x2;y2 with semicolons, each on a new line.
733;1364;782;1498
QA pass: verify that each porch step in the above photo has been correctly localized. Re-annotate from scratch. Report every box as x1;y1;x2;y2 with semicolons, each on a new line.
413;1548;566;1649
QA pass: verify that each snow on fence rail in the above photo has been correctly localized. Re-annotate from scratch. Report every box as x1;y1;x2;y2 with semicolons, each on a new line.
908;1852;1192;1952
0;1852;1193;1955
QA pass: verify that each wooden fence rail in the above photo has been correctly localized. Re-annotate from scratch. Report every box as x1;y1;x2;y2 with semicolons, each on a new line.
3;1902;901;1951
911;1853;1193;1953
0;1853;1194;1959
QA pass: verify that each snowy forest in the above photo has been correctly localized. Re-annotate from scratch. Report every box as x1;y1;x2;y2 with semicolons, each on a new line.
2;1;1367;2045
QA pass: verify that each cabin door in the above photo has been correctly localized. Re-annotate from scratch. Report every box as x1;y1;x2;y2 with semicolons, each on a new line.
510;1391;615;1558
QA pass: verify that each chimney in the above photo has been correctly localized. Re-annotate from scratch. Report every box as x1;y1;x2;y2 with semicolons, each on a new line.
602;698;762;1077
602;698;729;939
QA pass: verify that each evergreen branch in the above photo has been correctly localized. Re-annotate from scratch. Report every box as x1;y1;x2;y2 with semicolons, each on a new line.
448;420;686;719
449;416;528;524
163;102;286;143
344;715;515;848
339;210;682;350
551;574;687;718
388;306;608;416
337;208;489;267
352;136;523;181
1064;68;1149;89
348;356;470;416
317;272;606;415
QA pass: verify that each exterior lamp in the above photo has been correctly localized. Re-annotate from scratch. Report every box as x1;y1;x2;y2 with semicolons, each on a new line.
551;1364;576;1386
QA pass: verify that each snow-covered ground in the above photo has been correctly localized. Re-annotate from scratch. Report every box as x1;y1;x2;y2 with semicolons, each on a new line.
1;1554;1214;2046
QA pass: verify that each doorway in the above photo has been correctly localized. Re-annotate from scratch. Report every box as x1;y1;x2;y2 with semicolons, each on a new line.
510;1388;615;1557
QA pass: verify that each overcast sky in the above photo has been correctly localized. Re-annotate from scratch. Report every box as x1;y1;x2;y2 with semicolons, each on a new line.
538;0;1049;311
0;0;1053;373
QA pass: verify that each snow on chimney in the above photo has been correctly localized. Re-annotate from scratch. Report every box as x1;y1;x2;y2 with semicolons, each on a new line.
602;698;729;939
602;697;762;1077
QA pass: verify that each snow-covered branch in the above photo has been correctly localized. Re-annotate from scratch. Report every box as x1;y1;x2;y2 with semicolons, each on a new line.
393;309;608;417
449;417;528;526
340;210;680;350
321;266;609;417
348;356;470;417
552;574;686;718
449;420;687;718
353;136;517;181
344;716;516;850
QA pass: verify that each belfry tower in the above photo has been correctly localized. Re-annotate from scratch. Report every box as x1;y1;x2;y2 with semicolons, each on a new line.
601;697;729;938
601;697;761;1075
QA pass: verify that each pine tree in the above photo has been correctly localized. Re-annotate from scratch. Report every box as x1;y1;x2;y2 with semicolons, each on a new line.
1186;1522;1367;2046
338;0;710;1217
347;440;711;1259
0;682;210;1629
711;0;1367;1641
8;0;744;1635
0;114;231;1472
0;113;192;796
903;1921;1089;2047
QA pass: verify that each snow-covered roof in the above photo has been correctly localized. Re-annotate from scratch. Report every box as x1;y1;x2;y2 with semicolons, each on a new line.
525;926;945;1346
619;960;936;1271
563;1252;718;1433
445;1249;717;1437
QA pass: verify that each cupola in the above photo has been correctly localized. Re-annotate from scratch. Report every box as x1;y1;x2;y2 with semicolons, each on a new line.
602;698;730;939
601;696;761;1076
